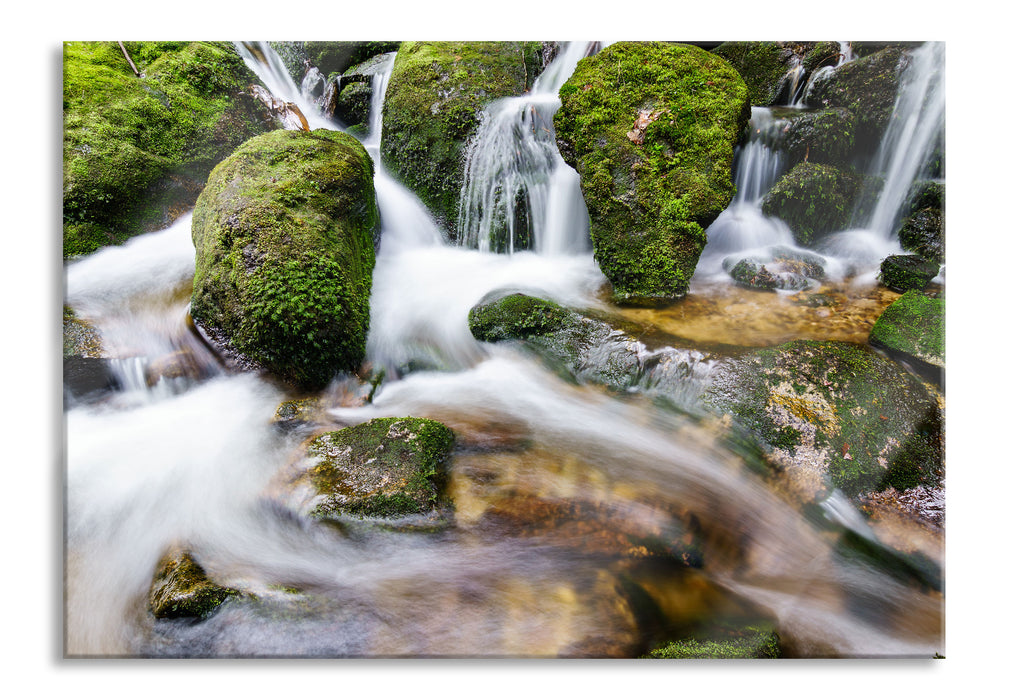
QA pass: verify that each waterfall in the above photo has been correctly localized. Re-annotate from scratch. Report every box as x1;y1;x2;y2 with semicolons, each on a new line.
456;41;596;256
862;41;945;238
694;107;794;278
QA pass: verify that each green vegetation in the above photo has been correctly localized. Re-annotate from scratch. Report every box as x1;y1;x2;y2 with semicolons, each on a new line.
468;293;573;342
554;42;749;304
879;254;941;292
711;42;794;106
190;129;378;390
300;417;456;519
380;41;548;236
63;41;273;257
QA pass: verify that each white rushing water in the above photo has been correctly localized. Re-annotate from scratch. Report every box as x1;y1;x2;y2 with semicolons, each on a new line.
63;40;944;658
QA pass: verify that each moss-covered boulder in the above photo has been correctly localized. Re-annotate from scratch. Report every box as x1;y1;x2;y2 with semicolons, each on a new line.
190;129;378;391
779;107;861;168
879;254;940;292
380;41;549;236
469;292;648;391
554;42;749;304
761;162;878;245
803;46;907;149
63;41;275;258
868;290;944;377
898;182;945;263
148;548;238;620
700;340;943;498
292;417;455;520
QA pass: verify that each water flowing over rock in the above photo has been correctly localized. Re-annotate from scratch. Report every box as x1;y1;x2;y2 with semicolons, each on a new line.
190;129;378;390
554;42;749;304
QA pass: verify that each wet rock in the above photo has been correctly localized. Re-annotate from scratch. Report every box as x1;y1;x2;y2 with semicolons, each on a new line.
761;162;878;246
333;81;372;131
272;396;329;432
63;307;104;358
190;129;378;391
878;254;940;292
868;289;944;378
63;356;121;402
700;339;944;499
726;247;827;292
148;547;238;620
290;417;455;520
554;42;749;303
898;182;944;263
711;41;819;107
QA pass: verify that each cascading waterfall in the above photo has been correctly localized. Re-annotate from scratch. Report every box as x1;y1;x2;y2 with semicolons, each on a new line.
63;40;944;659
456;42;596;255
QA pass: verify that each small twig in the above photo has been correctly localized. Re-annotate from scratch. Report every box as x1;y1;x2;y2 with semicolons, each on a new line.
118;41;140;77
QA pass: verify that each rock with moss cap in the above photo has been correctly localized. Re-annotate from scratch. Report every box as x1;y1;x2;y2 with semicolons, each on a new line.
292;417;455;520
761;162;879;246
380;41;550;237
644;622;783;659
554;42;749;304
63;41;276;258
868;290;945;379
879;254;940;292
700;339;943;499
190;129;378;391
898;182;945;263
148;547;238;620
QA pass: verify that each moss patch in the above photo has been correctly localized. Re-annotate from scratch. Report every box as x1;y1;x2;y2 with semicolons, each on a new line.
148;549;238;620
644;623;782;659
190;129;378;390
63;41;274;257
868;290;944;373
554;42;749;303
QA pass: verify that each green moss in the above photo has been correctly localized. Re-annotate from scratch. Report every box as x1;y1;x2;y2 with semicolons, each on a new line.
380;41;546;236
554;42;749;303
802;42;842;73
149;550;238;620
645;624;782;659
868;290;945;372
302;417;456;519
878;255;940;292
779;107;861;168
468;293;573;342
63;41;273;257
190;129;378;390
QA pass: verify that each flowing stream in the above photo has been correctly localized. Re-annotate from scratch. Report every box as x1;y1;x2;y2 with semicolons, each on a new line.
63;41;944;658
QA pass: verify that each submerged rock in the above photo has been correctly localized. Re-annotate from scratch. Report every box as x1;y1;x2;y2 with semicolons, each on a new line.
554;42;749;304
868;290;945;377
148;548;238;620
878;254;940;292
190;129;378;391
62;42;275;258
700;339;943;499
381;41;549;237
291;417;455;520
725;246;827;292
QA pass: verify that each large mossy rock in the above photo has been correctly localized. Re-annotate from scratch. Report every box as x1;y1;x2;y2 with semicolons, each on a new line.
700;340;943;498
554;42;749;304
879;254;940;292
380;41;549;236
148;548;238;620
190;129;378;391
761;162;878;245
292;417;456;520
868;290;945;378
63;41;275;258
803;46;907;150
778;107;861;168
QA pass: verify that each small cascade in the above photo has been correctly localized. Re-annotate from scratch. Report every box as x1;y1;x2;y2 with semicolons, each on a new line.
456;41;597;256
694;107;795;279
794;41;853;108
